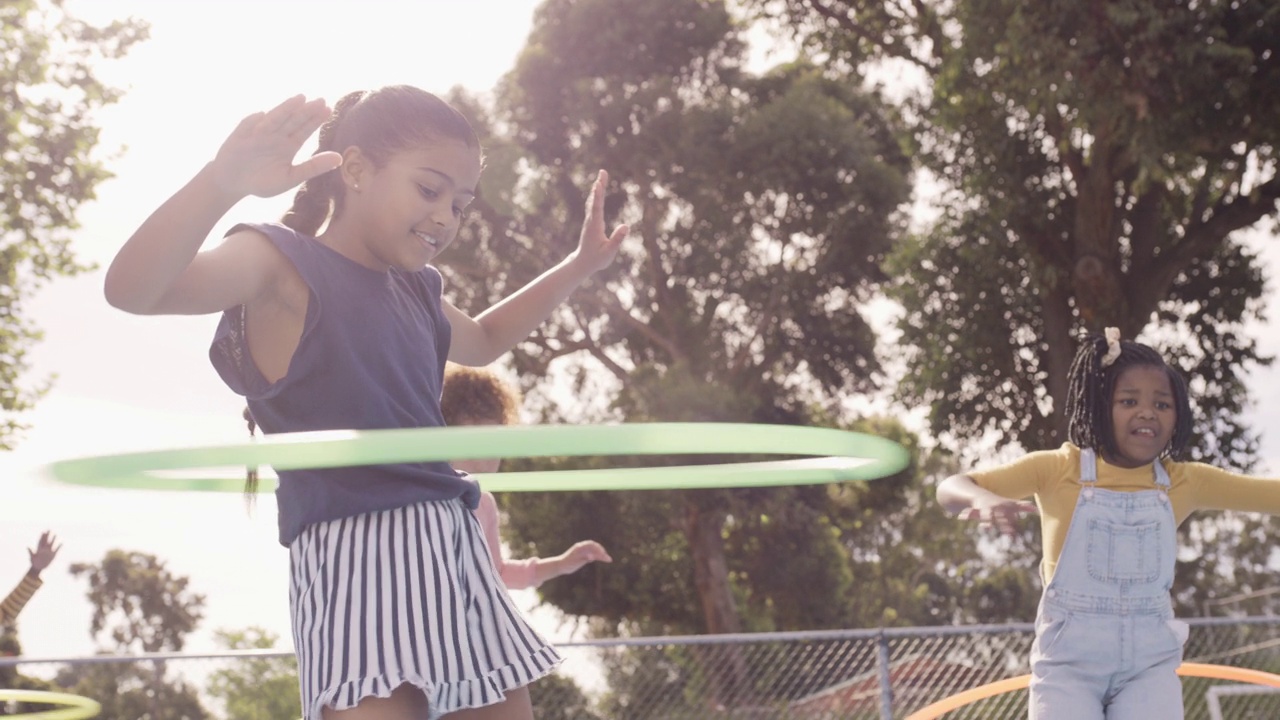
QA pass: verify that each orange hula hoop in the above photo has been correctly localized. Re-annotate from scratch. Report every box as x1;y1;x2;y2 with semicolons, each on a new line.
904;663;1280;720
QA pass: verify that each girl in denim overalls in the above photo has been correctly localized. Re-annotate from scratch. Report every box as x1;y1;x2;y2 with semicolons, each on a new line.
938;329;1280;719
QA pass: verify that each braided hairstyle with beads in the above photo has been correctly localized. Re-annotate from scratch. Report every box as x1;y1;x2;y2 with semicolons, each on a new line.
1065;330;1194;461
280;85;481;237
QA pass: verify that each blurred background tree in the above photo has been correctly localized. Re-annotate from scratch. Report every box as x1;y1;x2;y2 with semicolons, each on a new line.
0;0;147;444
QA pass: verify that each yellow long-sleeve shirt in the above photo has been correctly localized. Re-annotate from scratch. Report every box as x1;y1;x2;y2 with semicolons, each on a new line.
0;573;42;624
970;443;1280;584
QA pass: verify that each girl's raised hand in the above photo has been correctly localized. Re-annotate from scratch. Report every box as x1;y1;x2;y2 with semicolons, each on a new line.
572;170;631;273
210;95;342;199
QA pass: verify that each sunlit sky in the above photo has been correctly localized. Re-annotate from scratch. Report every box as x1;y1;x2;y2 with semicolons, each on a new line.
3;0;1280;667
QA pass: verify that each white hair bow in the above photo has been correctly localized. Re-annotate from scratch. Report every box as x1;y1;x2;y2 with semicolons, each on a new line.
1100;327;1122;368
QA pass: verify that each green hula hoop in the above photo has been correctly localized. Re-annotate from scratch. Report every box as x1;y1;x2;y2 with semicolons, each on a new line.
0;690;100;719
46;423;909;493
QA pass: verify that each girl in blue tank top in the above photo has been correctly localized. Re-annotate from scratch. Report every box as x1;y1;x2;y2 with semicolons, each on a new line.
105;87;629;720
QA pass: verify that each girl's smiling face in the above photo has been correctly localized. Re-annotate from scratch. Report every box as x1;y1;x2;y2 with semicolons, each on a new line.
337;137;482;271
1107;364;1177;468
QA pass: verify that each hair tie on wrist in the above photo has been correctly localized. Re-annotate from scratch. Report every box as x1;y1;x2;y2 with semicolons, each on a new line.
1100;327;1122;368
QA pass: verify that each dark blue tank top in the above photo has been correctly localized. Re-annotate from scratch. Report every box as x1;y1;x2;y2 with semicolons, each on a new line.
210;222;479;546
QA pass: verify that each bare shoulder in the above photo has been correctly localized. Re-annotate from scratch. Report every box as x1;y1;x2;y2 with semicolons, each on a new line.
151;227;301;315
213;227;289;274
240;229;314;316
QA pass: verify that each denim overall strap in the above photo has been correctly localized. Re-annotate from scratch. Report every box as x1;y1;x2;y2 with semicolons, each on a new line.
1077;449;1171;487
1076;449;1170;489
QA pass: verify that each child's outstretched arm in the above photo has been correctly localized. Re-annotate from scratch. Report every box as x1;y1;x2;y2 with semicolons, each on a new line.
0;531;59;625
937;474;1038;536
445;169;629;365
105;95;340;316
530;540;612;586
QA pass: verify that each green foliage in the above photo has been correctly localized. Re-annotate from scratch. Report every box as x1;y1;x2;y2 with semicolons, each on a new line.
754;0;1280;618
0;0;147;445
205;627;301;720
758;0;1280;469
594;644;706;720
529;673;605;720
444;11;933;713
450;0;1280;693
57;549;208;719
446;8;1014;711
53;662;207;720
69;550;205;654
448;0;1280;706
446;0;911;409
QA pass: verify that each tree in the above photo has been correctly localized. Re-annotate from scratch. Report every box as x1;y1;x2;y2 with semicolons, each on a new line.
448;0;910;412
752;0;1280;615
58;550;208;720
52;663;208;720
752;0;1280;465
529;673;605;720
69;550;204;654
0;0;147;444
205;627;301;720
441;0;912;646
445;0;919;696
437;0;1062;708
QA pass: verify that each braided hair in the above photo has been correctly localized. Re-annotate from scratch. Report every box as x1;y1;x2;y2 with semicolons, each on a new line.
243;406;259;506
280;85;481;237
1065;331;1194;461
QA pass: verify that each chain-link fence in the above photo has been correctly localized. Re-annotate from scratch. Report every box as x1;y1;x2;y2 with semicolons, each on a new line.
3;617;1279;718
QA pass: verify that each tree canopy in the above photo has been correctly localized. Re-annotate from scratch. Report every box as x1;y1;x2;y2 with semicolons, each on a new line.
441;0;1280;663
69;550;204;654
0;0;147;445
752;0;1280;618
438;0;926;647
436;1;950;707
753;0;1280;466
447;0;911;410
58;550;208;720
205;628;301;720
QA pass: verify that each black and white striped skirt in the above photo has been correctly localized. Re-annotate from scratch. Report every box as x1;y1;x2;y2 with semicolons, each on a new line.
288;497;562;720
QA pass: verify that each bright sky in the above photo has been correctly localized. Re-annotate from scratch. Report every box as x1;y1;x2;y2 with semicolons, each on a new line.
3;0;1280;674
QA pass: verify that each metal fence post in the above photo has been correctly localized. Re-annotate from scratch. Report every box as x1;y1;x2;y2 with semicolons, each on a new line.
878;630;893;720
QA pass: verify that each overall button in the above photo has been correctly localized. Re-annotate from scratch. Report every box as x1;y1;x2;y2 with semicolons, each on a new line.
1083;488;1094;499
